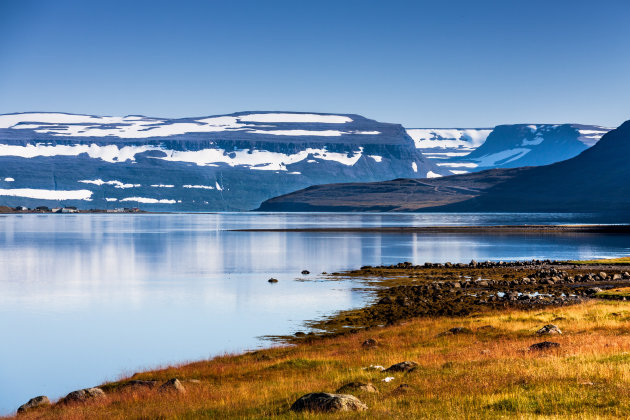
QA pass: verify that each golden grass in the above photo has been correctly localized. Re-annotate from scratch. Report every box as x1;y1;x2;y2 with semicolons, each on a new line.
8;300;630;419
571;257;630;265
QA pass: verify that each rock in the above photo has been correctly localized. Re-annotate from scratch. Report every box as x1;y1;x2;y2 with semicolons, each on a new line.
612;273;622;280
122;380;159;389
536;324;562;335
336;382;378;394
159;378;186;394
301;270;310;275
17;396;50;414
361;338;378;348
267;278;278;283
585;287;603;295
290;392;367;412
63;388;106;404
599;272;607;280
529;341;560;351
378;296;393;304
295;331;306;337
384;361;418;372
438;327;472;337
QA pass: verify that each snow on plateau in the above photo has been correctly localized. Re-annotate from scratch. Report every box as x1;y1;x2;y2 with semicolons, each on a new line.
0;188;93;200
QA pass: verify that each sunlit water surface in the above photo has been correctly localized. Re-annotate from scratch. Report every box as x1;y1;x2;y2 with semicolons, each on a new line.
1;212;630;414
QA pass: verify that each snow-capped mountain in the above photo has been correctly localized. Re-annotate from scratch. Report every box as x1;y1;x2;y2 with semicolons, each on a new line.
407;124;610;173
0;111;446;210
406;128;492;174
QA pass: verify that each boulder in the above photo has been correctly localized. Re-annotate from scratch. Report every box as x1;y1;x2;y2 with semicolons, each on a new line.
585;287;603;295
159;378;186;394
384;361;418;372
290;392;367;412
599;272;608;280
536;324;562;335
17;396;50;414
336;382;378;394
63;387;106;404
529;341;560;351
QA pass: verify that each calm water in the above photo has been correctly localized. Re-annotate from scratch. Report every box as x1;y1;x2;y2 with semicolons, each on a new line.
1;212;630;414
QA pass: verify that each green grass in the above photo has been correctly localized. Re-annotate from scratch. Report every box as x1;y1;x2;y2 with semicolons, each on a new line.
596;287;630;298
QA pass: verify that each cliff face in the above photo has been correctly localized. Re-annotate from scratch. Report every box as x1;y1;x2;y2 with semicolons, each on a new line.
0;111;445;210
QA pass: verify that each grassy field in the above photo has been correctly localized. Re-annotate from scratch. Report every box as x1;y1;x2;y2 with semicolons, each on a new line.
10;300;630;419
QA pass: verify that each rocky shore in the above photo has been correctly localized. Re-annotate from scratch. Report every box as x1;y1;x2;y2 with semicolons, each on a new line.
298;259;630;339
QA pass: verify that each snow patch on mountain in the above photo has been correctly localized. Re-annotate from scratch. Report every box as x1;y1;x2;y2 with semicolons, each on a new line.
238;113;352;123
79;179;141;189
406;128;492;149
0;142;368;170
473;148;531;167
0;188;93;200
0;112;363;139
120;197;179;204
406;128;492;174
576;127;611;147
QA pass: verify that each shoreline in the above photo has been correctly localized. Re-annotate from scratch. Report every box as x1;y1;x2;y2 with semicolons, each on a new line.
229;224;630;234
10;258;630;418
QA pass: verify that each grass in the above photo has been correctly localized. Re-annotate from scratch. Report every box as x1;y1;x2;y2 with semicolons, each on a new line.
597;287;630;298
571;257;630;265
9;300;630;419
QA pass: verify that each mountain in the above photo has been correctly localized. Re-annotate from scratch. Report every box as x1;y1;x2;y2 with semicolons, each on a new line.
407;124;610;174
258;119;630;213
0;111;447;210
405;128;492;174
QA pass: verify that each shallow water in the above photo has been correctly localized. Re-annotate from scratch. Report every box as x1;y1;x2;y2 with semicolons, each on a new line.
1;212;629;414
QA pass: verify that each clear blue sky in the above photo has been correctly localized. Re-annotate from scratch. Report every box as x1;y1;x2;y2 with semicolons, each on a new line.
1;0;628;127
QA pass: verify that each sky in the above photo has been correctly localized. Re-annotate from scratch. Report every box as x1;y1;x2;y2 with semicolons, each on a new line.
0;0;629;127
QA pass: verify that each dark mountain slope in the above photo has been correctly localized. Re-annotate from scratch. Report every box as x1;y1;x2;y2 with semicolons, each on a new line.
257;119;630;213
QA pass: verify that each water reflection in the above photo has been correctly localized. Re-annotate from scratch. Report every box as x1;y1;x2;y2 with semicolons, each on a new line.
1;212;629;414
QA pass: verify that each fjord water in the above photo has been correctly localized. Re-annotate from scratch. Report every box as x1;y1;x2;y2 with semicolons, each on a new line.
2;212;630;414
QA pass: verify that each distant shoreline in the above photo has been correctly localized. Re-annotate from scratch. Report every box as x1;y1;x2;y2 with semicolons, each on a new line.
229;224;630;234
